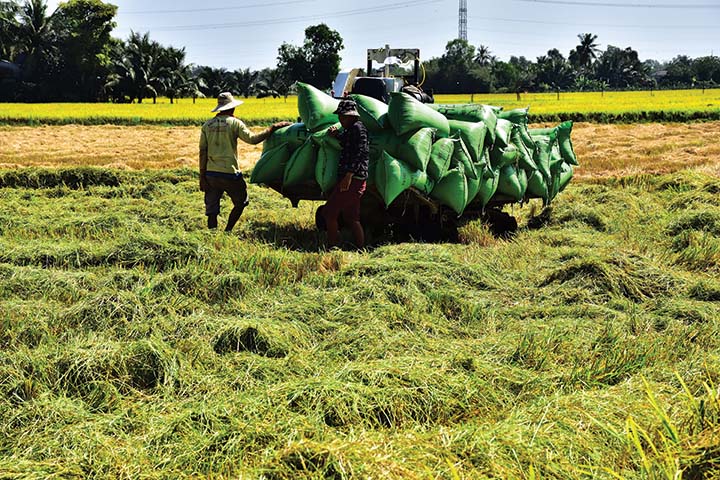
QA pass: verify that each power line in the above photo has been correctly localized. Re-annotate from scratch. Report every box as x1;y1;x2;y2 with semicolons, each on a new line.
470;15;718;30
122;0;312;15
511;0;720;8
146;0;444;32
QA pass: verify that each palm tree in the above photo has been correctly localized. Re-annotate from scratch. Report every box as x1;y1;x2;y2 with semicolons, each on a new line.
14;0;59;82
233;67;257;98
569;33;600;73
0;1;21;60
252;67;290;99
105;32;166;103
474;44;493;67
197;66;236;97
160;46;189;104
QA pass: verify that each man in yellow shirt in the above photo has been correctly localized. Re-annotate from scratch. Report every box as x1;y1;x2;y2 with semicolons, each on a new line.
199;92;290;231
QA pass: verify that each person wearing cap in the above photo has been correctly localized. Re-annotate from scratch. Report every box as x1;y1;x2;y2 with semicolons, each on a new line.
323;99;370;249
199;92;291;231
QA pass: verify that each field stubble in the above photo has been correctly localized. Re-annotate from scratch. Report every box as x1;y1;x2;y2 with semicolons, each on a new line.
0;121;719;478
2;122;720;180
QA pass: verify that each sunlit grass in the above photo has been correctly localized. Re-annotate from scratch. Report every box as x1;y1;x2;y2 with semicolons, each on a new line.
0;166;718;478
1;89;718;126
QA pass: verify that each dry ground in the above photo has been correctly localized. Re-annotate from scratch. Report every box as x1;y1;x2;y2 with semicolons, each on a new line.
1;122;719;179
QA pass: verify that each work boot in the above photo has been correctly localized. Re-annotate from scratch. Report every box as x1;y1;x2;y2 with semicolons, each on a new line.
207;214;218;229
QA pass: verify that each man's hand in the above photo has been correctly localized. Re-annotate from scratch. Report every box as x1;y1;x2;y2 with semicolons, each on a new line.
339;172;353;192
199;174;209;192
327;125;340;138
271;121;292;131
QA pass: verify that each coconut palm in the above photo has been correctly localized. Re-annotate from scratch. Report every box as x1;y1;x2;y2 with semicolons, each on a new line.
160;46;189;104
197;66;236;97
569;33;600;73
474;44;493;67
0;1;21;60
13;0;60;81
105;31;166;103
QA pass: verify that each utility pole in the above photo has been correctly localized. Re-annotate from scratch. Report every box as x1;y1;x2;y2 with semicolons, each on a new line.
459;0;467;41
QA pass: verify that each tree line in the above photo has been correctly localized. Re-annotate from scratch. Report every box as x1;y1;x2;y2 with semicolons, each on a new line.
1;0;719;103
423;36;720;97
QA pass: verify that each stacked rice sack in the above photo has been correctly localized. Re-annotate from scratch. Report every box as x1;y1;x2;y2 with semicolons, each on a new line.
251;82;578;215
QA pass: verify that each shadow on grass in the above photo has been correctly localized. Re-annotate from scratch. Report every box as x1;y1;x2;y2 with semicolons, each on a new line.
238;220;464;252
239;221;329;253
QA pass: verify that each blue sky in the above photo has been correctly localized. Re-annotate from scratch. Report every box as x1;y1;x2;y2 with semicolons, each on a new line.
46;0;720;70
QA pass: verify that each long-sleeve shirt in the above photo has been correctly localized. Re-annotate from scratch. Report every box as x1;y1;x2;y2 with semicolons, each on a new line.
199;115;269;174
337;121;369;180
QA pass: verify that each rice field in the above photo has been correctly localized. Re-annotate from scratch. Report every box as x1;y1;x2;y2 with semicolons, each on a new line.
0;89;718;126
3;122;719;181
1;90;719;477
0;163;719;478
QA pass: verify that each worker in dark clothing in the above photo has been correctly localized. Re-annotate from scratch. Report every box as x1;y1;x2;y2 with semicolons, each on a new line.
324;99;370;249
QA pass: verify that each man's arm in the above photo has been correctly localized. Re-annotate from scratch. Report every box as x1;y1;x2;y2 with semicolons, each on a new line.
236;119;292;145
199;129;209;191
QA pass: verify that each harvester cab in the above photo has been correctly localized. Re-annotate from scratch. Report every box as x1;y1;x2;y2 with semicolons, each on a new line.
332;46;433;104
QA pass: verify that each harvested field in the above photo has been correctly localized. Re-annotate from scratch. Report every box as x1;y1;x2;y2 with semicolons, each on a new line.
2;118;720;478
2;122;719;179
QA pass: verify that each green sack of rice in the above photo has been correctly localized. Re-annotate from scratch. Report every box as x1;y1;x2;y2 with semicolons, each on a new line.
466;172;480;205
498;108;536;149
496;165;527;202
429;104;498;143
411;170;434;195
264;123;310;150
550;140;564;171
557;121;578;166
297;82;340;132
510;127;538;171
548;169;562;201
559;162;574;192
476;165;499;207
448;119;487;165
430;167;468;216
349;93;389;132
311;122;341;150
494;118;515;148
388;92;450;137
490;144;520;170
530;132;555;181
250;142;290;185
428;137;457;181
375;152;415;207
283;138;318;187
372;128;434;172
367;152;379;187
315;143;340;194
526;169;549;201
451;135;478;180
530;123;578;166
